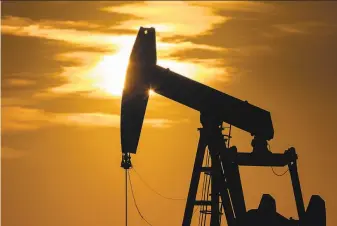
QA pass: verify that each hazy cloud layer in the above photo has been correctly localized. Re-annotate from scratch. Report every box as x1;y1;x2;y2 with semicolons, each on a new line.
2;106;180;133
101;1;229;37
2;1;278;108
2;10;232;99
3;1;337;135
1;147;27;159
3;1;337;134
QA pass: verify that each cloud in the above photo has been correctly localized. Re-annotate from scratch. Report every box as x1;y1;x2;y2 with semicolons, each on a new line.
101;1;230;37
1;97;36;107
33;19;102;30
57;113;120;127
230;45;274;57
1;15;227;54
57;113;180;129
1;1;134;26
1;16;102;29
1;147;27;159
144;118;176;128
1;106;182;133
100;1;273;38
58;113;176;128
157;58;231;83
157;41;228;58
1;16;142;54
1;19;123;51
273;24;307;34
189;1;274;13
272;21;335;36
1;7;232;100
6;78;36;87
1;106;51;132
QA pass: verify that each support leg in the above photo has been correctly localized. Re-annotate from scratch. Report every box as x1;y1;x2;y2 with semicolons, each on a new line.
220;147;246;219
208;147;236;226
183;129;207;226
287;148;305;220
206;126;244;226
211;156;220;226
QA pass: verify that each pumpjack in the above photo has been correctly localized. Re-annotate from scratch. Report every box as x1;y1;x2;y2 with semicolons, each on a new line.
120;27;326;226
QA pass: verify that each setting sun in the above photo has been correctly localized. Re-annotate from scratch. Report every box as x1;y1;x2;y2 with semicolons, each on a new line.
90;49;130;96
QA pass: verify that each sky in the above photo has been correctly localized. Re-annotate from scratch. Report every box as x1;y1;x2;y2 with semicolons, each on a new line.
1;1;337;226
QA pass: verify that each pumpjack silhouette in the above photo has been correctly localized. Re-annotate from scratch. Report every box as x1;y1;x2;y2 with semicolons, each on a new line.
120;27;326;226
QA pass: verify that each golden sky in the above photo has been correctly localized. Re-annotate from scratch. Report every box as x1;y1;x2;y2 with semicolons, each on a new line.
1;1;337;225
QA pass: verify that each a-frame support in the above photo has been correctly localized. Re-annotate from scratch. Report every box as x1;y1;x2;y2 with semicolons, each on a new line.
181;115;312;226
182;115;246;226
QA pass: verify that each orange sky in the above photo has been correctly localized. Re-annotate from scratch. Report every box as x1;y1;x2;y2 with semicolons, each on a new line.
1;1;337;226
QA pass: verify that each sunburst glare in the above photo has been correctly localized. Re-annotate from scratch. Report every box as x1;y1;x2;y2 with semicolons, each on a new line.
89;49;130;96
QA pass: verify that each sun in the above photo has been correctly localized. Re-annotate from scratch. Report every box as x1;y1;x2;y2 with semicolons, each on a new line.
90;51;157;97
89;49;130;97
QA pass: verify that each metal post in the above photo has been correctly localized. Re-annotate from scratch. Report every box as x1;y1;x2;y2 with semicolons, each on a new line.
287;148;305;220
210;156;220;226
220;147;246;219
126;169;128;226
182;128;207;226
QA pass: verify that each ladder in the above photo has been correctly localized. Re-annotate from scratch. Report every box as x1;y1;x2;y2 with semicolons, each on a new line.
197;124;232;226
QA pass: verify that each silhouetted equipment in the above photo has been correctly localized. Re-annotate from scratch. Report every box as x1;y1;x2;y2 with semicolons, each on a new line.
120;27;326;226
